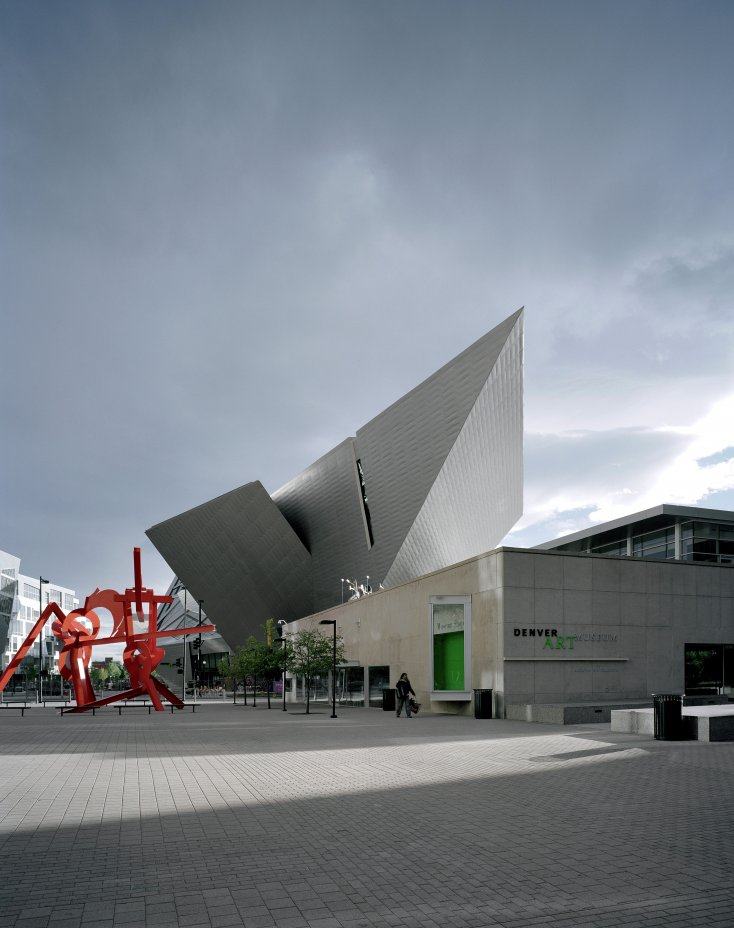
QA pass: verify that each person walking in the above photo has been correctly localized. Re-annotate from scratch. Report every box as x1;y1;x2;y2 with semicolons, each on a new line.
395;673;415;718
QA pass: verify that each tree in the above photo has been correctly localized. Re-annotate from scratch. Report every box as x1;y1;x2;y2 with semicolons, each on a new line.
229;624;293;709
106;661;125;687
288;629;345;714
233;640;258;706
261;620;286;708
90;666;109;688
217;655;237;703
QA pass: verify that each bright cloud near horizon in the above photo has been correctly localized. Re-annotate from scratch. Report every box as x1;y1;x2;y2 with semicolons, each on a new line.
2;0;734;617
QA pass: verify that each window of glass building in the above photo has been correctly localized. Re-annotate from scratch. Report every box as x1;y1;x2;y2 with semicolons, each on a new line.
23;583;38;599
680;521;734;564
631;527;676;560
1;571;17;594
590;539;628;556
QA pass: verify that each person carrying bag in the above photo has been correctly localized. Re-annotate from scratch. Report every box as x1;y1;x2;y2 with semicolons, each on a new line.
395;673;416;718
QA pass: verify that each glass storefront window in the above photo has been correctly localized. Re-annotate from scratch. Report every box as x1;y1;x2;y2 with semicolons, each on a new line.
368;665;390;707
337;666;364;705
432;602;466;691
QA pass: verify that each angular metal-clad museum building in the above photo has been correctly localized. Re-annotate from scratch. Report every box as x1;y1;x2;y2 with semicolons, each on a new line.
147;309;523;648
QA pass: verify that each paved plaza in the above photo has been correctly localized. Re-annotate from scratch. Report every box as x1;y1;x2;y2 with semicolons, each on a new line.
0;705;733;928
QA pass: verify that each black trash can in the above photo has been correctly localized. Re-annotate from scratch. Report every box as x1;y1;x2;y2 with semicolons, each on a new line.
382;687;396;712
474;688;493;719
653;693;682;740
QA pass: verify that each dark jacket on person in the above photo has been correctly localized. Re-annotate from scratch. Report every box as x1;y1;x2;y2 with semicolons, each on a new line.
396;679;415;699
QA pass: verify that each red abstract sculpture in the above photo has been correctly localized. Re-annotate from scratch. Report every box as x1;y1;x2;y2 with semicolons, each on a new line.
0;548;215;712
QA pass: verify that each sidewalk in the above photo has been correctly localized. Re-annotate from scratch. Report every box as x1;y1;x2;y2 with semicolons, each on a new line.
1;704;733;928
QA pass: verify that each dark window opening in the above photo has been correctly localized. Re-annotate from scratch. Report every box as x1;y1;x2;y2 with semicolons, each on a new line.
355;459;375;547
368;665;390;707
685;643;734;697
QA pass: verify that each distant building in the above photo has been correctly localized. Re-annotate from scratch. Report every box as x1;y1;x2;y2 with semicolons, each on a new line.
535;504;734;565
155;577;230;692
0;547;79;672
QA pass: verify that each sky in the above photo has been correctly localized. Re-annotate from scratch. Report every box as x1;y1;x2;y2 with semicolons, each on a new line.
2;0;733;611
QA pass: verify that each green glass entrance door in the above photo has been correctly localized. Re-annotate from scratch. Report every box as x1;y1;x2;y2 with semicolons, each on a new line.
433;630;465;690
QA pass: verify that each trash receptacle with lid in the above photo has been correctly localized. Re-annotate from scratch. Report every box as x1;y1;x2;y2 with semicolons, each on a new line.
382;688;396;712
653;693;682;740
474;688;493;719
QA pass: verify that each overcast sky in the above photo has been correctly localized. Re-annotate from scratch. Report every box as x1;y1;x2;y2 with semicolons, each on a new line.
2;0;733;610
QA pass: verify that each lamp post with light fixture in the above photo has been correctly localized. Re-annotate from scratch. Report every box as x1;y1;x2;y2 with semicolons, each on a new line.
38;577;49;703
277;620;288;711
319;619;337;719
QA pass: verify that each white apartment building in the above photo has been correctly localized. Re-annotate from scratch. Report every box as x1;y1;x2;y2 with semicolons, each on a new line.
0;547;79;672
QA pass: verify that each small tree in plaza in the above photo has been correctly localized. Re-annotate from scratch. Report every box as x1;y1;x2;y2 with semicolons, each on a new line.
106;661;125;688
232;642;255;705
217;655;238;702
90;665;109;688
260;619;286;708
288;628;344;714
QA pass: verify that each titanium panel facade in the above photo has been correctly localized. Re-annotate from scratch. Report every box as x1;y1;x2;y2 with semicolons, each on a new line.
147;310;524;647
383;317;523;586
147;481;312;648
356;309;523;587
273;439;371;610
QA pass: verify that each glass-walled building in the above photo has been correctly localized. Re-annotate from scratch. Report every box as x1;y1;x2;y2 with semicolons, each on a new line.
0;547;79;674
535;505;734;566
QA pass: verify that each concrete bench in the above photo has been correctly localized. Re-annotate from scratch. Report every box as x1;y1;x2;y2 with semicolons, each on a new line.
611;705;734;741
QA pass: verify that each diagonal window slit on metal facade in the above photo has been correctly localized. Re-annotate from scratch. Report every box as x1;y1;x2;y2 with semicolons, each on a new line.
355;458;375;548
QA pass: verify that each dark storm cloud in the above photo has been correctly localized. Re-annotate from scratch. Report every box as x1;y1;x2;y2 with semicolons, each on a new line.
2;1;733;597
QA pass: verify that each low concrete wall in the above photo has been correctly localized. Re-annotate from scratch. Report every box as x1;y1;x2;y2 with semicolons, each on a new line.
611;708;655;735
507;700;651;725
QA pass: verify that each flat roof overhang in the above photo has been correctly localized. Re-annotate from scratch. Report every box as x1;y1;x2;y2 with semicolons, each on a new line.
534;504;734;551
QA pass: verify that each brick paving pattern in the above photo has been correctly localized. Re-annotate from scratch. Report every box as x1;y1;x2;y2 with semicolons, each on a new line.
0;704;732;928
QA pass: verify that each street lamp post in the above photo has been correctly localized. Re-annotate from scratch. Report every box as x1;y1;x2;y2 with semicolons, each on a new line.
195;599;203;702
319;619;337;719
340;578;345;604
279;640;287;712
38;577;48;704
182;589;187;702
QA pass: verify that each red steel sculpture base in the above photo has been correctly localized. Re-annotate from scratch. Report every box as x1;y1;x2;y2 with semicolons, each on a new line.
0;548;215;712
